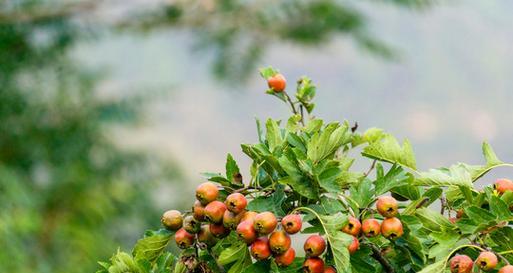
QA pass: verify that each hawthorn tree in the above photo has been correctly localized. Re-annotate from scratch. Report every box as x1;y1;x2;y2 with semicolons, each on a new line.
98;68;513;273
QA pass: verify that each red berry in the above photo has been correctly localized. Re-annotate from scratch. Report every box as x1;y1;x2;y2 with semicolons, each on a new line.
341;216;361;236
250;237;272;260
281;214;302;234
304;235;326;257
196;182;219;205
268;74;286;92
303;257;325;273
225;193;247;214
275;247;296;267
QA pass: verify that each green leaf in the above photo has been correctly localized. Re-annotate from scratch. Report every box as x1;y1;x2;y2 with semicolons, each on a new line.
132;229;173;262
307;122;352;163
362;134;417;170
108;251;146;273
416;260;446;273
374;164;412;196
260;66;279;79
349;178;374;208
266;118;284;153
414;208;453;232
428;231;461;260
489;195;511;220
225;154;241;184
202;172;231;186
270;258;304;273
295;76;316;114
218;242;248;265
247;185;286;216
301;209;352;273
414;164;473;188
278;153;318;200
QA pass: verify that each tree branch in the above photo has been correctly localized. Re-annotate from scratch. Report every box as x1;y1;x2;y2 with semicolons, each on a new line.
369;243;395;273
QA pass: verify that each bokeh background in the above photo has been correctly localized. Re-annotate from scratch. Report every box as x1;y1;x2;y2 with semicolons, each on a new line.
1;0;513;272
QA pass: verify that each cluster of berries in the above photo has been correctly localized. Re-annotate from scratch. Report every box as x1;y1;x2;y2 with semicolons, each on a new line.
450;252;513;273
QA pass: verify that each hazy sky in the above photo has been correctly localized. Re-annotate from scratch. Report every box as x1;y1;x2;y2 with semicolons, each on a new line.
75;0;513;194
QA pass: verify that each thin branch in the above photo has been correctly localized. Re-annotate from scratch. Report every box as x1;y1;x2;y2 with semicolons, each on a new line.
364;160;377;177
440;196;446;215
299;104;305;125
283;92;299;116
368;243;395;273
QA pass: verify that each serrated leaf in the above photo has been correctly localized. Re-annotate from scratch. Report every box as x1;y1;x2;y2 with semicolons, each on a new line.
374;164;412;196
362;134;417;170
218;242;247;265
414;164;473;188
349;178;374;208
247;185;286;216
270;258;304;273
266;119;284;153
225;153;241;184
416;260;446;273
307;123;351;163
415;208;453;232
132;229;173;262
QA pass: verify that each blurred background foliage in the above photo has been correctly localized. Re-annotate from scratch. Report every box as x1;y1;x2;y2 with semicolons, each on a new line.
6;0;500;272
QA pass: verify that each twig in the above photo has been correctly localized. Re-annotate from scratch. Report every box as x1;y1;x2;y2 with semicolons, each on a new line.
364;160;377;177
299;104;305;125
440;196;446;215
368;243;395;273
283;92;298;116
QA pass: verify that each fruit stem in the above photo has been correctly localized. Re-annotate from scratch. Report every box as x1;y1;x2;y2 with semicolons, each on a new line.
283;92;301;123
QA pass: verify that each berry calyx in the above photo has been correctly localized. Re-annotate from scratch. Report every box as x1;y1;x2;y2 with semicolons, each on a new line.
341;216;361;236
175;228;195;249
304;235;326;257
450;255;473;273
495;178;513;195
282;214;302;234
476;251;498;271
376;196;399;218
381;217;404;239
269;230;291;254
183;215;201;234
225;193;247;214
204;200;227;224
362;219;381;237
250;237;272;260
254;211;278;235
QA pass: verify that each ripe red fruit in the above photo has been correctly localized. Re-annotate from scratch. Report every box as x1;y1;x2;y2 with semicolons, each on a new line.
495;178;513;195
204;200;227;223
241;211;258;224
342;216;361;236
499;265;513;273
348;236;359;254
223;210;244;229
324;266;336;273
209;223;229;238
456;209;465;219
381;217;404;239
196;182;219;205
183;215;201;234
450;255;473;273
376;196;399;218
236;220;257;244
362;219;381;237
303;257;325;273
267;73;286;92
282;214;302;234
449;217;458;224
275;247;296;267
193;201;206;221
304;235;326;257
175;228;195;249
269;230;291;254
250;237;272;260
476;251;498;271
197;225;216;246
161;210;183;231
254;211;278;235
225;193;247;214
